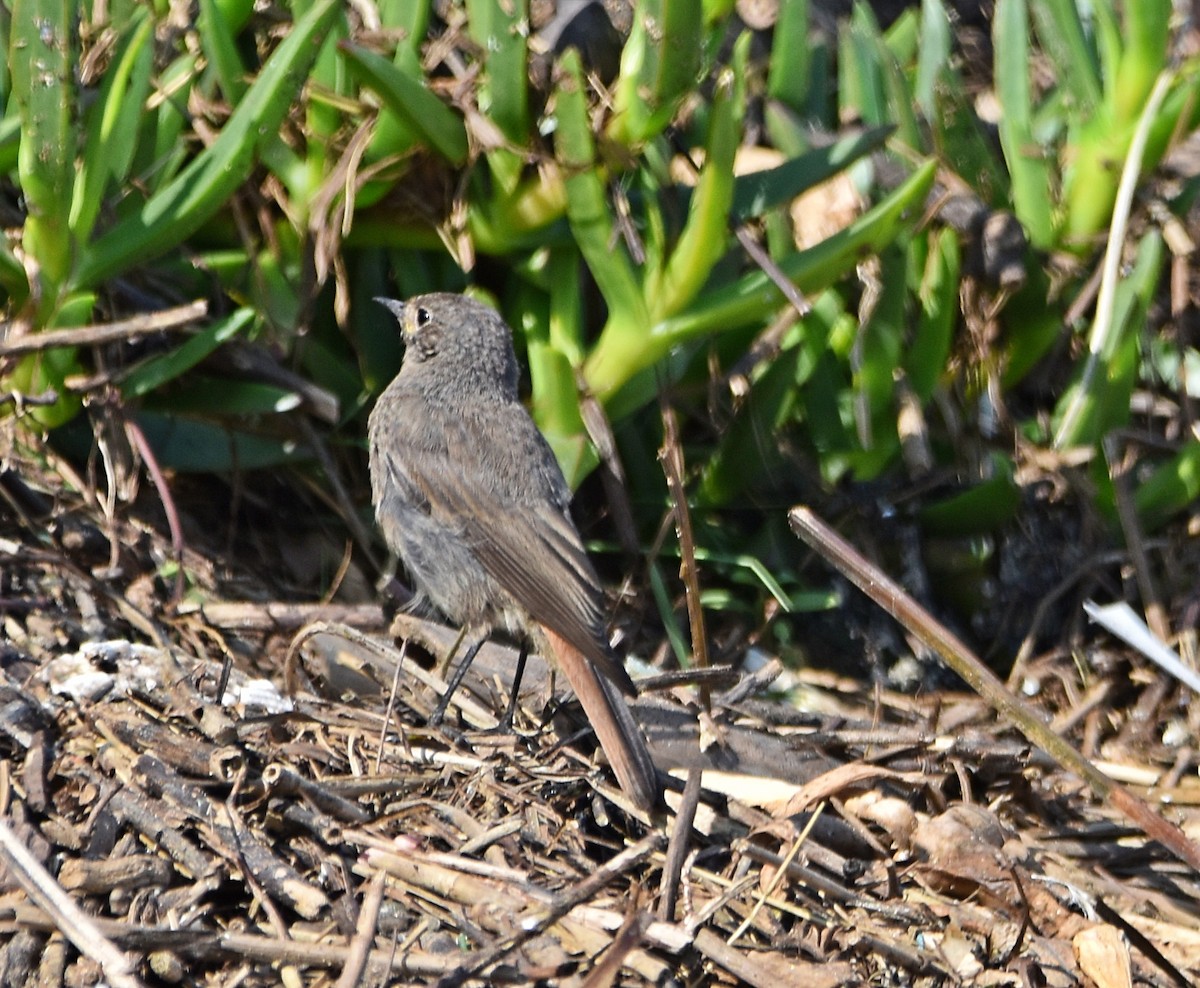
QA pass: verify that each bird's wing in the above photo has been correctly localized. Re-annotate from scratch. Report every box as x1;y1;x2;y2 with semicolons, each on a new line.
386;401;635;694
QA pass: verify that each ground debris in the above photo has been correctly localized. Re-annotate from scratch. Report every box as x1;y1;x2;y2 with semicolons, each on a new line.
2;443;1198;986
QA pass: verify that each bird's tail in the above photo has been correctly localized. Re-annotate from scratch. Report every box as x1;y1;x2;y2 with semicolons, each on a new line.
541;626;660;812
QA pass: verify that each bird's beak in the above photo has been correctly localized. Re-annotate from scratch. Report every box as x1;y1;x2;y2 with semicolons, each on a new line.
373;297;407;325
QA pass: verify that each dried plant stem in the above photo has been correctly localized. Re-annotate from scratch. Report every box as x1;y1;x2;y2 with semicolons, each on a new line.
789;505;1200;874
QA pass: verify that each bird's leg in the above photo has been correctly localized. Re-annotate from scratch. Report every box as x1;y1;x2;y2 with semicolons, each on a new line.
496;642;529;733
428;634;487;727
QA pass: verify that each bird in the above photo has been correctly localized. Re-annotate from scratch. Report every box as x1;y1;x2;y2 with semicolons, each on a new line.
367;292;660;811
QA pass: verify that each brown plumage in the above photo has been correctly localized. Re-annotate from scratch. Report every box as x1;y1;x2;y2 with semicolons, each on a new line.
367;293;659;811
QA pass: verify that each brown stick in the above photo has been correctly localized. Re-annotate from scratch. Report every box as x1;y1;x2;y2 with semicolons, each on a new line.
335;870;387;988
0;818;143;988
788;505;1200;874
660;400;710;702
0;300;208;356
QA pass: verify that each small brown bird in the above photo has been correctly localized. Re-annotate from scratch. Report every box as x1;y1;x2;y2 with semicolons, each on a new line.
367;293;659;811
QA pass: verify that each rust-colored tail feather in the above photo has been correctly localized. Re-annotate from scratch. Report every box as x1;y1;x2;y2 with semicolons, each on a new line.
542;627;660;811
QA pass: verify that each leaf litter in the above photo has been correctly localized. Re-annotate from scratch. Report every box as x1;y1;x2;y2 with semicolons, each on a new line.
1;425;1199;987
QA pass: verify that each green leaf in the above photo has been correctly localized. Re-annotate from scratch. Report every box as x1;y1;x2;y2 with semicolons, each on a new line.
1062;63;1200;247
925;62;1007;202
648;560;691;666
529;339;593;488
914;0;951;115
698;342;802;506
554;50;649;338
648;33;746;320
882;8;919;63
122;308;255;397
467;169;570;252
649;159;939;354
0;115;20;176
919;455;1020;536
608;0;703;146
1001;269;1062;386
839;12;888;126
10;0;75;303
134;412;310;472
993;0;1056;248
0;229;30;304
508;256;594;485
356;0;431;172
876;23;923;152
7;291;94;427
701;0;735;22
1029;0;1100;115
767;0;809;113
653;539;808;613
70;10;154;244
134;52;196;198
10;346;80;427
731;129;891;225
142;375;303;416
1054;231;1163;447
1115;0;1170;122
852;245;906;453
465;0;528;145
804;348;854;484
589;158;937;410
213;0;255;33
198;0;248;102
279;2;349;220
339;40;469;166
907;227;959;401
546;247;586;366
1135;441;1200;532
74;0;342;289
0;2;12;107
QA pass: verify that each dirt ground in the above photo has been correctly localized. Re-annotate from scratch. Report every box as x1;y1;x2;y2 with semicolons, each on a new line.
2;420;1199;986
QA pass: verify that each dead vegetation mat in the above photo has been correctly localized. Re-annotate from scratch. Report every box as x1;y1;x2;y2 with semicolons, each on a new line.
2;437;1200;988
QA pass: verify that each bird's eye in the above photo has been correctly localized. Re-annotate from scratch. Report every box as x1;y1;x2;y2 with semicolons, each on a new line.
415;306;432;328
